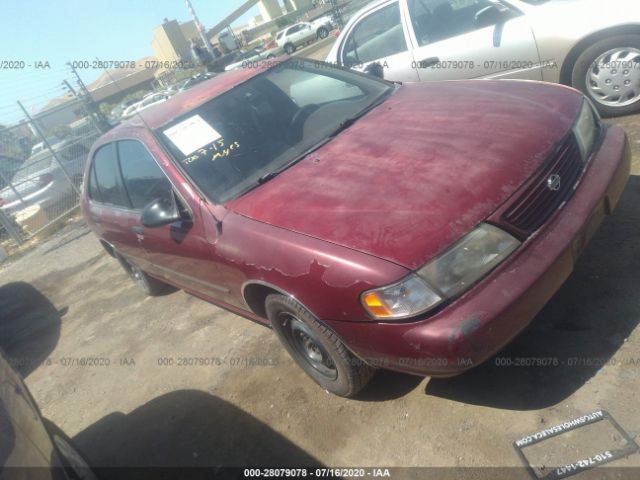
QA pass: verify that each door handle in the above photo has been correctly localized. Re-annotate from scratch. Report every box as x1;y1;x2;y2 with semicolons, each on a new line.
418;57;440;68
131;225;144;235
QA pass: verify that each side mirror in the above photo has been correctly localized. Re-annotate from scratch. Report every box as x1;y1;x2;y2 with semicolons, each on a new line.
475;5;507;27
364;62;384;79
141;196;181;228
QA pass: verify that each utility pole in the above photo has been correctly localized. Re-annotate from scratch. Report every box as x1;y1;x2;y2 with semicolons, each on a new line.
184;0;217;59
66;63;110;132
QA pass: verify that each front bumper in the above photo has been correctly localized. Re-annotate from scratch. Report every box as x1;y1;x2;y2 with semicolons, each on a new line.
325;126;631;376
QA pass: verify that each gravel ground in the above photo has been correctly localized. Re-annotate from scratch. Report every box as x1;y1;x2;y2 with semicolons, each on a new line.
1;107;640;479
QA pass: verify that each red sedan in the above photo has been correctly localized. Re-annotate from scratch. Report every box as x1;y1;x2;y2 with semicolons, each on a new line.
82;58;630;397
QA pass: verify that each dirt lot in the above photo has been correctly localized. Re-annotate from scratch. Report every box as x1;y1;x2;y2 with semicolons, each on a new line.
1;108;640;478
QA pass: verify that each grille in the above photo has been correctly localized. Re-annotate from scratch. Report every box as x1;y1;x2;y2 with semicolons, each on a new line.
502;133;585;234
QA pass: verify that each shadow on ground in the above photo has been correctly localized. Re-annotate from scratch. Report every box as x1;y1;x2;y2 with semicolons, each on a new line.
0;282;62;377
426;175;640;410
75;390;321;479
357;370;423;401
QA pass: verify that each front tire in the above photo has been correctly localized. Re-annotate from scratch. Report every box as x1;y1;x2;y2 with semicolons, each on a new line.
265;294;374;397
571;34;640;117
116;254;168;296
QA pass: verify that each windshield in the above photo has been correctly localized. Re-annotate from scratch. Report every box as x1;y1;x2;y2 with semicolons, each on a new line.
156;59;393;203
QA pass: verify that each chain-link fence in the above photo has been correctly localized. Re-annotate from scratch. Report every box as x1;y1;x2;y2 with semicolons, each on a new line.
0;100;103;254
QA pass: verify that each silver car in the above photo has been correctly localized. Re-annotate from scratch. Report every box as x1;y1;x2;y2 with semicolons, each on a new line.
0;136;93;218
0;349;98;478
326;0;640;116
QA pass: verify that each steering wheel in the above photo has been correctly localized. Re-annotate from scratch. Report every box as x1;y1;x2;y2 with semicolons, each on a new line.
286;104;319;144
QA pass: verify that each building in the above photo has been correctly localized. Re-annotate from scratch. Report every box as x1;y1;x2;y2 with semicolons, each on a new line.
151;18;192;63
180;20;201;44
86;57;159;105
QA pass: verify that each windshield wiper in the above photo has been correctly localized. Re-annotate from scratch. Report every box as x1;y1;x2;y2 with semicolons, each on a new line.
254;88;394;187
325;88;393;138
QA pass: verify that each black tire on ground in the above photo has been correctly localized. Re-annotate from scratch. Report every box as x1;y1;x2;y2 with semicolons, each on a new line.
317;27;329;39
265;294;375;397
571;34;640;117
284;43;295;55
43;419;100;480
266;54;275;59
115;253;168;296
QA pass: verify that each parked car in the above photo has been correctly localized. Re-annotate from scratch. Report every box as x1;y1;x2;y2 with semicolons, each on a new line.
82;58;630;397
0;136;91;216
178;72;217;91
0;349;98;478
224;47;282;71
326;0;640;117
120;101;142;120
0;155;24;190
276;20;332;55
136;92;171;113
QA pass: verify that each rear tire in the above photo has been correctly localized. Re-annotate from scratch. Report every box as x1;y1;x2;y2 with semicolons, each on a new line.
317;27;329;39
284;43;295;55
265;294;375;397
43;419;100;480
571;34;640;117
116;254;168;296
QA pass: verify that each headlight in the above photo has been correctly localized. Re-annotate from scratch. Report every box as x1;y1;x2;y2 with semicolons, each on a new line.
361;224;520;320
573;99;599;161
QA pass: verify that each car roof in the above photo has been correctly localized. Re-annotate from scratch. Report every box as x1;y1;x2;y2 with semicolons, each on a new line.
107;64;272;135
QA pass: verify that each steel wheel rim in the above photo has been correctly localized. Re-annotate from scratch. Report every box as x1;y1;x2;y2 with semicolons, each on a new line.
280;313;337;380
587;47;640;107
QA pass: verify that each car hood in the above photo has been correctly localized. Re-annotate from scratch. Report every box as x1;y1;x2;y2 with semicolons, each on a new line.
227;80;582;270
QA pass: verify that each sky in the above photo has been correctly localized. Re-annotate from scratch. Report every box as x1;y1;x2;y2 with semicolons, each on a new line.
0;0;259;123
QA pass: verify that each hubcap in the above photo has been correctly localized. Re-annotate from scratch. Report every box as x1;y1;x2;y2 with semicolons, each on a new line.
281;314;337;380
587;47;640;107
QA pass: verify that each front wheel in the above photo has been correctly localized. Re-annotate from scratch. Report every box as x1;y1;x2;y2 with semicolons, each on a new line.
265;294;375;397
572;34;640;117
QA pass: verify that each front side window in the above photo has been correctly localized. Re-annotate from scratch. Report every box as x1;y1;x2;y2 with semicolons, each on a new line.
157;59;392;204
341;2;407;65
117;140;173;210
91;144;127;207
407;0;514;46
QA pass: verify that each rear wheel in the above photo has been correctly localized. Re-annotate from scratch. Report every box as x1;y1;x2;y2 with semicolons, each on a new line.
317;27;329;39
265;294;375;397
284;43;295;55
116;254;168;296
44;419;100;480
572;34;640;117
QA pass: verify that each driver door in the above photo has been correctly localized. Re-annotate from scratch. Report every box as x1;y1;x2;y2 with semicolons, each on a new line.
115;138;232;303
405;0;542;81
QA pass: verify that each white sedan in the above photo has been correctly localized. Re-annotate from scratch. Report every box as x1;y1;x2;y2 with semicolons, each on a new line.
326;0;640;116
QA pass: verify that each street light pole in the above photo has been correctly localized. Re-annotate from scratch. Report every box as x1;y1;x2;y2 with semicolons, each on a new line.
184;0;217;59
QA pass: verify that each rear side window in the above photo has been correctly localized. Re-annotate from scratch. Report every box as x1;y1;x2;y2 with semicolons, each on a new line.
117;140;173;210
90;144;127;207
